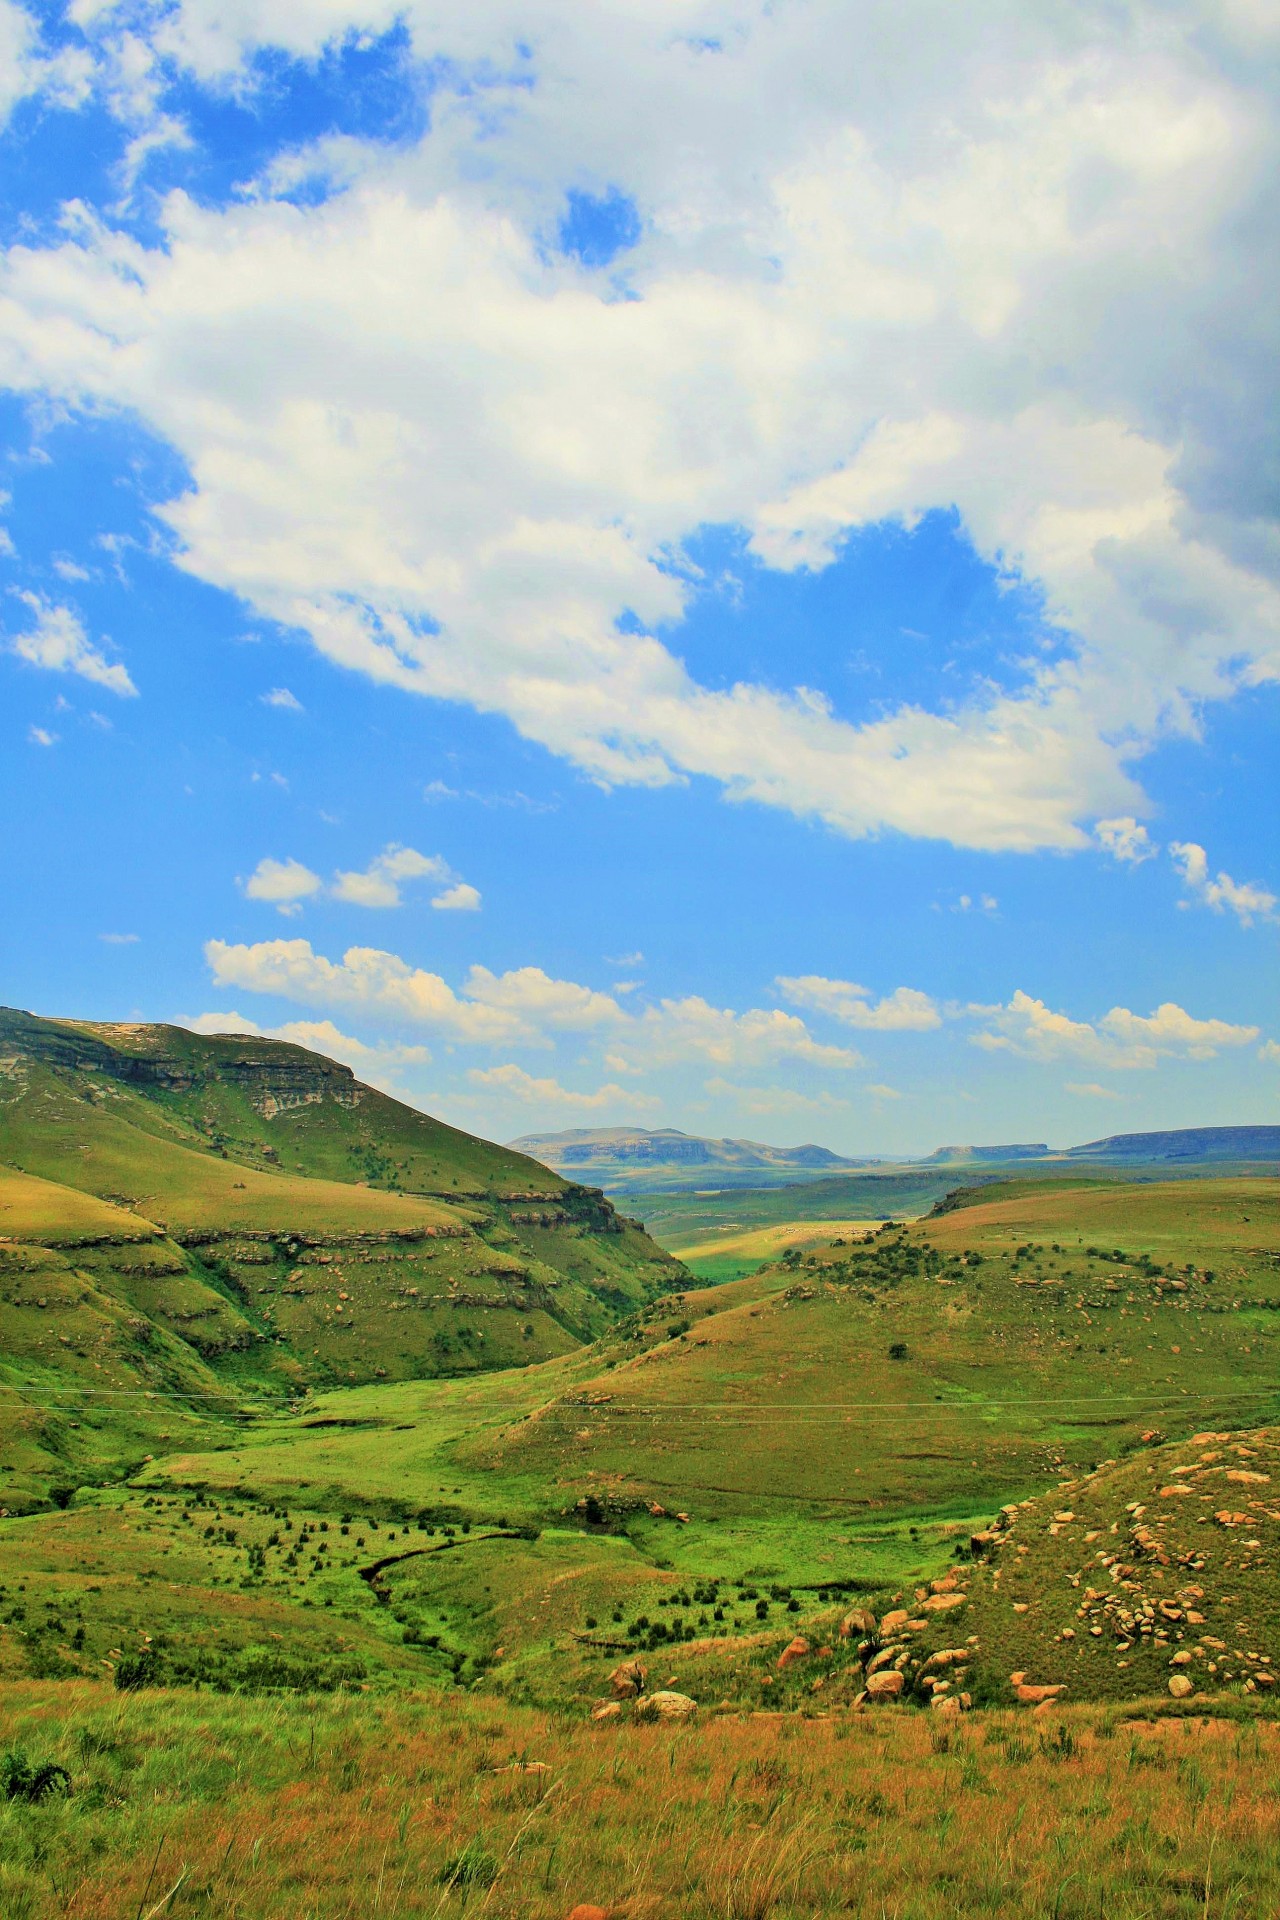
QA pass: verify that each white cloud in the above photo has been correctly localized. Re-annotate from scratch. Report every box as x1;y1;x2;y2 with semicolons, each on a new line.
1066;1081;1123;1100
466;1062;659;1112
864;1083;901;1101
1170;840;1277;926
99;930;139;944
1260;1040;1280;1064
331;844;448;908
462;964;623;1032
6;3;1280;850
705;1076;853;1117
8;594;136;696
0;2;90;128
431;880;481;911
261;685;303;710
241;843;478;912
777;975;941;1031
1096;817;1157;865
242;855;323;914
203;936;621;1046
28;725;56;746
973;988;1259;1069
633;996;862;1071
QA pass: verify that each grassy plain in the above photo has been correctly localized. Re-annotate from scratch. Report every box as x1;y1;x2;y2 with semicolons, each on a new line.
668;1218;882;1284
6;1074;1280;1920
2;1683;1280;1919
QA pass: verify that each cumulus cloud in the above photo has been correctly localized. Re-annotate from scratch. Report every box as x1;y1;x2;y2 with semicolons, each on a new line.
331;845;449;908
704;1077;853;1117
972;988;1259;1069
242;856;323;914
1096;817;1157;865
632;997;862;1071
466;1063;659;1112
431;881;481;911
6;3;1280;850
203;937;622;1045
1065;1081;1123;1100
242;843;479;913
776;975;941;1031
28;725;56;746
8;594;136;696
261;686;303;710
1170;840;1277;926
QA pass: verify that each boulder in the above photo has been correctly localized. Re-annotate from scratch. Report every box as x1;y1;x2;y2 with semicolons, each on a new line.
634;1690;697;1722
929;1574;958;1595
866;1646;901;1676
1014;1682;1065;1705
879;1608;910;1635
1168;1650;1192;1668
930;1694;962;1717
1168;1674;1195;1699
839;1607;878;1639
922;1592;966;1614
567;1907;612;1920
777;1635;811;1671
865;1670;905;1702
591;1702;623;1722
608;1659;646;1699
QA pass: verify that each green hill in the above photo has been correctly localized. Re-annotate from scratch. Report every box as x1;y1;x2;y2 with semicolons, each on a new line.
0;1008;682;1507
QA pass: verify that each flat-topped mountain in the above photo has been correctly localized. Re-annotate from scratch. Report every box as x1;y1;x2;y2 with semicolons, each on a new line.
1062;1124;1280;1163
507;1124;864;1180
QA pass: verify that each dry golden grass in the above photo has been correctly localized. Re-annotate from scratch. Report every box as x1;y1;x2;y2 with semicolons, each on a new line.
1;1682;1279;1918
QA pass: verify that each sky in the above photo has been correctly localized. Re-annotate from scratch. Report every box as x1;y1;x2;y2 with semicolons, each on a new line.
1;0;1278;1158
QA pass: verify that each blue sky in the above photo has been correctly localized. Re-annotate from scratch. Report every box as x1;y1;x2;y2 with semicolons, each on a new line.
1;0;1278;1155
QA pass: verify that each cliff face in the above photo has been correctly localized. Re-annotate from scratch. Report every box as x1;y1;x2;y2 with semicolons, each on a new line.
0;1008;364;1116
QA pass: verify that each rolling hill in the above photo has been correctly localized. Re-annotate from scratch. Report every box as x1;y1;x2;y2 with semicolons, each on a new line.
507;1123;866;1189
0;1006;682;1507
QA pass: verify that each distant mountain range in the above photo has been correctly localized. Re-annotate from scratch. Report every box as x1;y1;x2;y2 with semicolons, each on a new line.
510;1122;1280;1191
506;1125;866;1177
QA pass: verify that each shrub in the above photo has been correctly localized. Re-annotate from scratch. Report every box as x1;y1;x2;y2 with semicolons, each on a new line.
1;1750;71;1803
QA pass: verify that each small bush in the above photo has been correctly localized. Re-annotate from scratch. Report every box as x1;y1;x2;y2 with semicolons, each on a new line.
436;1838;499;1889
2;1750;72;1803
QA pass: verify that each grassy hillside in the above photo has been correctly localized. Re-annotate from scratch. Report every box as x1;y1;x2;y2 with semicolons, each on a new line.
3;1164;1279;1918
0;1010;682;1508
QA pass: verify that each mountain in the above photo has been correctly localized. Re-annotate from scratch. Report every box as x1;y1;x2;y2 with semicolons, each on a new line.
920;1143;1051;1164
507;1124;864;1184
1062;1124;1280;1163
0;1007;682;1507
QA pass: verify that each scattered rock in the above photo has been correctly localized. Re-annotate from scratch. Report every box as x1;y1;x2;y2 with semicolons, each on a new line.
921;1592;966;1614
634;1690;697;1722
865;1670;905;1701
1168;1674;1195;1699
840;1607;877;1639
879;1609;910;1635
609;1659;646;1699
777;1635;811;1671
1169;1651;1192;1668
1014;1682;1065;1705
566;1906;612;1920
591;1702;623;1722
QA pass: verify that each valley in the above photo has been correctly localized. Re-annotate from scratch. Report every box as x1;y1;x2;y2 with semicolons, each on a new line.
2;1013;1279;1917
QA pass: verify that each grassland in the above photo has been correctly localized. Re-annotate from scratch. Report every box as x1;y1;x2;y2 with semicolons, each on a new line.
5;1043;1280;1920
3;1682;1280;1919
667;1218;882;1284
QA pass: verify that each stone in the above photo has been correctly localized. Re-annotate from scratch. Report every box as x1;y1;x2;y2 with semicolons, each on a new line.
567;1907;612;1920
608;1658;646;1699
1169;1650;1192;1668
922;1592;966;1614
879;1609;910;1636
634;1690;697;1722
929;1574;958;1595
777;1636;811;1671
1014;1682;1065;1705
590;1702;623;1721
1168;1674;1195;1698
864;1670;905;1701
866;1646;901;1676
839;1607;878;1639
930;1694;962;1717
